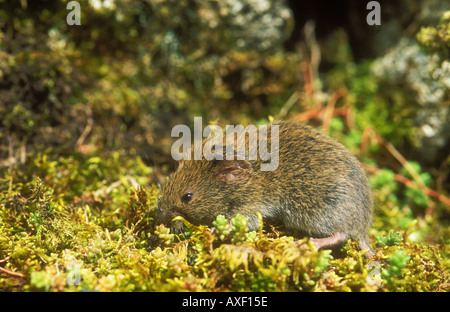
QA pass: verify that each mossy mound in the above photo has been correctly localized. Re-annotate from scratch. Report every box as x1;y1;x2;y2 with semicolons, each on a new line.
0;160;448;291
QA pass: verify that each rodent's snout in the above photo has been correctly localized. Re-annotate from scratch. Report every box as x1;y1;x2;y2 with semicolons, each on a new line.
156;200;177;222
156;203;187;235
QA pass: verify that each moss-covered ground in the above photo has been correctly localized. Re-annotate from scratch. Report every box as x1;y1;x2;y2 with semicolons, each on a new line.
0;152;448;291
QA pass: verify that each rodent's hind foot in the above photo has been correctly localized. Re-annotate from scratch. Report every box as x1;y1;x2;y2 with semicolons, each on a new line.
310;232;347;250
311;232;376;258
359;241;375;258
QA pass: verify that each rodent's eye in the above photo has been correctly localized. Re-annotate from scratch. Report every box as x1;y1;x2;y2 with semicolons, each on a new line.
181;192;194;204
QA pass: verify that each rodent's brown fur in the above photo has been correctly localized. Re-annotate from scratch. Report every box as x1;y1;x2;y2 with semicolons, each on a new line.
157;121;374;254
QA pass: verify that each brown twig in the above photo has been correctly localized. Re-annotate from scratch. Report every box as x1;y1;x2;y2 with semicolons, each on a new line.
322;88;347;134
0;265;26;278
0;256;11;263
294;107;322;122
76;106;94;150
362;163;450;207
302;62;314;97
361;127;450;208
361;127;425;186
294;106;353;123
341;105;355;130
303;20;321;84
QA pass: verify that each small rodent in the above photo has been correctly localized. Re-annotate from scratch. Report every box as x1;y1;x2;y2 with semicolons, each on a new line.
157;120;374;256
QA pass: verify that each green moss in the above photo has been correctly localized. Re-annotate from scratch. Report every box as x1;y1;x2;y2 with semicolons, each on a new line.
416;11;450;59
30;271;52;292
0;150;449;292
376;231;403;247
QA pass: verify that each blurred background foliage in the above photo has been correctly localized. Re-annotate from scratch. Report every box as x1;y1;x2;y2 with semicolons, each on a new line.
0;0;449;291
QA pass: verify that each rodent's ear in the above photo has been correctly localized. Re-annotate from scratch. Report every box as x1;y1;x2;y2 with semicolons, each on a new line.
215;159;252;182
